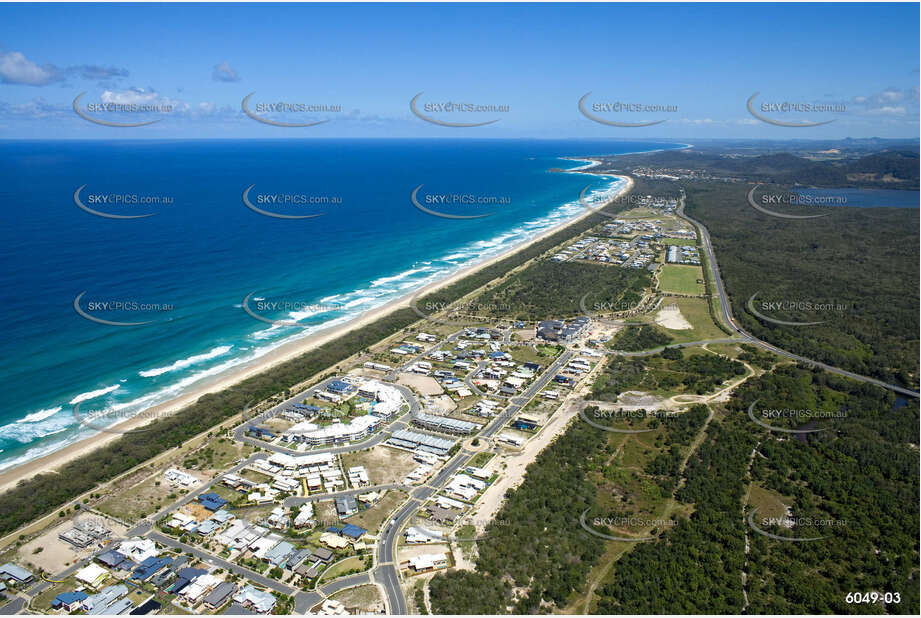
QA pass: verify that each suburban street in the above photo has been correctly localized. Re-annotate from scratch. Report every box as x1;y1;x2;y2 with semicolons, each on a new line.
373;344;576;613
233;378;421;454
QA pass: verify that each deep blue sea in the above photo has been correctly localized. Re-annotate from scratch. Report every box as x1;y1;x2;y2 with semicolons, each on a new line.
0;138;683;471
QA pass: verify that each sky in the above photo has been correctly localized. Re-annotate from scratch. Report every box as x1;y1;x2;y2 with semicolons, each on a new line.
0;2;918;139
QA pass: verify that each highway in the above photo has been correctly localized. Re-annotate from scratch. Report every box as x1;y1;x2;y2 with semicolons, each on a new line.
676;190;919;399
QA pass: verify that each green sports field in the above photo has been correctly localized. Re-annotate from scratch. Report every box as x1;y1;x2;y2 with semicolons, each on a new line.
658;264;705;295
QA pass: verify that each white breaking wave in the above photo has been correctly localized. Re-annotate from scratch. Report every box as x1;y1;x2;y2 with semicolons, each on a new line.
17;406;62;424
564;158;601;171
68;384;120;405
370;267;427;288
288;305;339;322
0;412;74;445
0;439;71;473
139;345;233;378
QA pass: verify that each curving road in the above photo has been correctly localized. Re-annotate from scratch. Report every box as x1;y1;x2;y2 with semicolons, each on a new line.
374;448;472;616
233;378;424;455
373;346;576;613
676;190;919;399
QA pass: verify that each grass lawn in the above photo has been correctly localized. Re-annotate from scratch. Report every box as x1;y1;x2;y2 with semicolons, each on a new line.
705;342;744;358
454;523;479;560
596;439;672;530
653;296;729;344
658;264;704;295
618;429;665;470
209;484;243;503
241;469;273;484
620;207;660;219
468;452;495;469
196;438;254;474
319;555;368;584
30;575;79;611
507;344;563;366
233;503;277;523
660;237;697;246
448;395;483;418
535;344;563;357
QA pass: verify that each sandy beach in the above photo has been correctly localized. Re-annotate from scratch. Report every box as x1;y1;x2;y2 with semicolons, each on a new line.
0;167;632;495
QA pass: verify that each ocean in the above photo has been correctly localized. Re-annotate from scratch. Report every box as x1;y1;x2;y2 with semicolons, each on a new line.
0;138;682;472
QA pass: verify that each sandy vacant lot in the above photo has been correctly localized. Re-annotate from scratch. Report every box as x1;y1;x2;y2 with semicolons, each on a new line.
20;515;128;574
344;489;408;535
97;467;207;523
615;391;671;410
329;583;386;614
342;446;419;486
398;541;452;569
513;328;536;341
655;304;692;329
429;394;457;414
397;374;444;396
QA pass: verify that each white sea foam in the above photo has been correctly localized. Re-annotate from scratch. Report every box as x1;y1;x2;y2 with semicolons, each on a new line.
139;345;233;378
0;439;71;472
370;267;427;287
0;412;74;445
17;406;62;424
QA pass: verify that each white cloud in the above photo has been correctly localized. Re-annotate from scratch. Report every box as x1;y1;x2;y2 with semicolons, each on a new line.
72;65;129;83
212;61;241;82
865;105;907;116
852;87;918;115
0;51;129;87
0;97;68;119
0;51;62;86
100;87;188;112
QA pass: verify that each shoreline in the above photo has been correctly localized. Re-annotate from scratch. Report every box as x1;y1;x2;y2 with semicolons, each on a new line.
0;166;632;495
